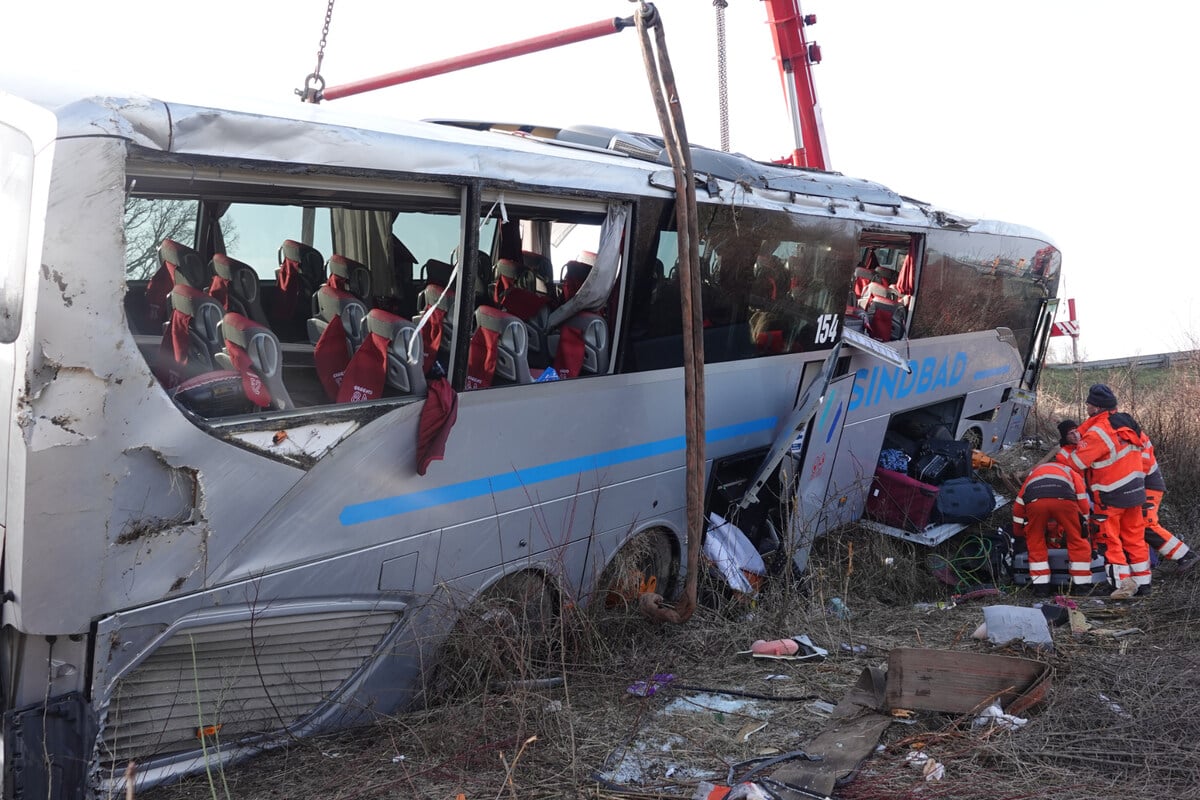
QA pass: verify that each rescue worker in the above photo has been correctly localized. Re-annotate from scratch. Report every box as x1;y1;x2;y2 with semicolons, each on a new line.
1069;384;1150;600
1140;432;1200;574
1043;418;1080;468
1013;460;1092;596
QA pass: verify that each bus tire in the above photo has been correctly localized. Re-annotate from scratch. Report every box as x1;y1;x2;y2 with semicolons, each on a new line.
962;426;984;450
434;570;559;698
599;528;678;610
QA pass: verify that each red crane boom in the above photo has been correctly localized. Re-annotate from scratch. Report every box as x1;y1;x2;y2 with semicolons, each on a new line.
762;0;829;170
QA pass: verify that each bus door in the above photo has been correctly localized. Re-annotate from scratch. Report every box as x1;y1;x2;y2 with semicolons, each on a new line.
1002;297;1059;446
785;372;882;573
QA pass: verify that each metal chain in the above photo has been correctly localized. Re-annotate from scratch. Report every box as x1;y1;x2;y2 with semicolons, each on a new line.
713;0;729;152
313;0;335;78
298;0;336;103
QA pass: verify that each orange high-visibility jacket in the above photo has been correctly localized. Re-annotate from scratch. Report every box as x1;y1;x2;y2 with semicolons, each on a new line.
1070;411;1146;508
1140;433;1166;493
1013;462;1089;538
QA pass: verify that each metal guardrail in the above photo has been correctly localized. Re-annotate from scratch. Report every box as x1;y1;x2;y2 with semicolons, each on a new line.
1045;350;1199;371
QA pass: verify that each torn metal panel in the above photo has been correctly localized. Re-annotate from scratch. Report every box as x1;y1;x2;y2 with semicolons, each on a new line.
21;363;106;450
230;420;360;462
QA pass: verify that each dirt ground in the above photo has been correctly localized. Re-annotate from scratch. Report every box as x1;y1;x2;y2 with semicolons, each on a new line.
142;445;1200;800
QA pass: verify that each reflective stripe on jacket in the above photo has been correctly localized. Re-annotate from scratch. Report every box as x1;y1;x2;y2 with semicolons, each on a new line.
1140;433;1167;493
1070;411;1146;508
1013;462;1089;538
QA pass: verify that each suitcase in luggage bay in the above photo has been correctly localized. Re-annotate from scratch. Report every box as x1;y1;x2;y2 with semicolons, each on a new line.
865;469;939;532
933;477;997;523
918;437;973;480
911;452;951;484
1013;549;1106;586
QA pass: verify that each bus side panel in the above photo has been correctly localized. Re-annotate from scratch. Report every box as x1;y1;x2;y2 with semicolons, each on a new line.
8;137;307;640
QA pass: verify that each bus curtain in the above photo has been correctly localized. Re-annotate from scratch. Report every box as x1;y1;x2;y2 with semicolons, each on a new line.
417;370;458;476
896;234;919;295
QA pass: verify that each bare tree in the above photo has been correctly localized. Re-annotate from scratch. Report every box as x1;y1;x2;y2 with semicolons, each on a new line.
123;199;239;280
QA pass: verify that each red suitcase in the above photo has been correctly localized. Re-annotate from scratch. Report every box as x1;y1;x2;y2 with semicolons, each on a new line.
865;468;939;532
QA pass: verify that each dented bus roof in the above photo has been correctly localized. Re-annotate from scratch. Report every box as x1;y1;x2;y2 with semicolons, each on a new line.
26;90;1052;243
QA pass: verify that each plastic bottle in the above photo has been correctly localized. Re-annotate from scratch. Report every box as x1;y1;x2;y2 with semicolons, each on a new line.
828;597;851;619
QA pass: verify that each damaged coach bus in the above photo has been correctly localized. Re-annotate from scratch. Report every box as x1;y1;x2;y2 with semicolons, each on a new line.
1;88;1059;796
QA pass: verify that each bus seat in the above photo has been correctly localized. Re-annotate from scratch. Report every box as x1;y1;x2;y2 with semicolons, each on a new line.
466;305;531;389
858;279;899;310
152;284;222;389
276;240;326;321
307;285;368;351
327;254;372;302
215;312;293;410
336;310;427;403
171;284;224;364
852;266;876;298
550;311;609;378
309;285;368;401
210;254;270;326
522;251;554;294
145;239;208;324
865;298;902;342
560;258;592;302
492;257;533;302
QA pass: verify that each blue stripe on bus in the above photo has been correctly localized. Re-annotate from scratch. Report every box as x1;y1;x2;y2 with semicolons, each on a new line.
825;401;844;444
972;365;1011;380
339;415;779;526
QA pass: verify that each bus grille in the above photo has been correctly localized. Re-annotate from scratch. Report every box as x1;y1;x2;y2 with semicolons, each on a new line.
100;608;401;764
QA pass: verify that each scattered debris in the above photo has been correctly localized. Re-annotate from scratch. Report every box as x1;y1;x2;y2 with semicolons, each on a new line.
627;673;676;697
973;699;1029;730
743;634;827;661
736;720;769;742
977;605;1054;650
884;648;1050;715
1099;692;1133;720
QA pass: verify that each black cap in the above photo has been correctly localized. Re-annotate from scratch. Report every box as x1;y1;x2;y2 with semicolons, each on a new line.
1086;384;1118;410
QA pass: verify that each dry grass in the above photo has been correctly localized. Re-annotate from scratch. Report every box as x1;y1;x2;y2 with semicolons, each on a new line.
142;524;1200;800
143;360;1200;800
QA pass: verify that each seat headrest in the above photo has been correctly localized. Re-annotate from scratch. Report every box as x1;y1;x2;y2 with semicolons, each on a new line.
422;258;454;287
220;311;270;348
495;258;522;280
476;304;522;332
279;239;326;285
315;284;364;320
170;284;211;316
365;308;412;339
211;254;254;280
159;239;208;287
424;284;456;311
521;251;553;281
327;254;366;280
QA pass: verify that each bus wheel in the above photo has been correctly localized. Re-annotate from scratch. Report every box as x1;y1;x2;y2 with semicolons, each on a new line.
962;426;984;450
599;529;677;610
436;571;559;698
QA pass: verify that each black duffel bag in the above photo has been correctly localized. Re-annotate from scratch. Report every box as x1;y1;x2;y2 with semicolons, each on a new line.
933;477;996;523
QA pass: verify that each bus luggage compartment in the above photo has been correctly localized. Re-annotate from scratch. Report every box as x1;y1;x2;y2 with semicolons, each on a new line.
864;468;939;532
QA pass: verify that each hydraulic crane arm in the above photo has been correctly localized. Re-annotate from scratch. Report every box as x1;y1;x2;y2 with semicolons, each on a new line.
762;0;829;170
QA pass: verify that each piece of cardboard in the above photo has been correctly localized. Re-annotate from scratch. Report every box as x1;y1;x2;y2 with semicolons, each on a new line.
885;648;1050;715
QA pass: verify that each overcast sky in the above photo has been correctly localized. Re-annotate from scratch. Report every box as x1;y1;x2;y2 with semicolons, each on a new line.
5;0;1197;361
